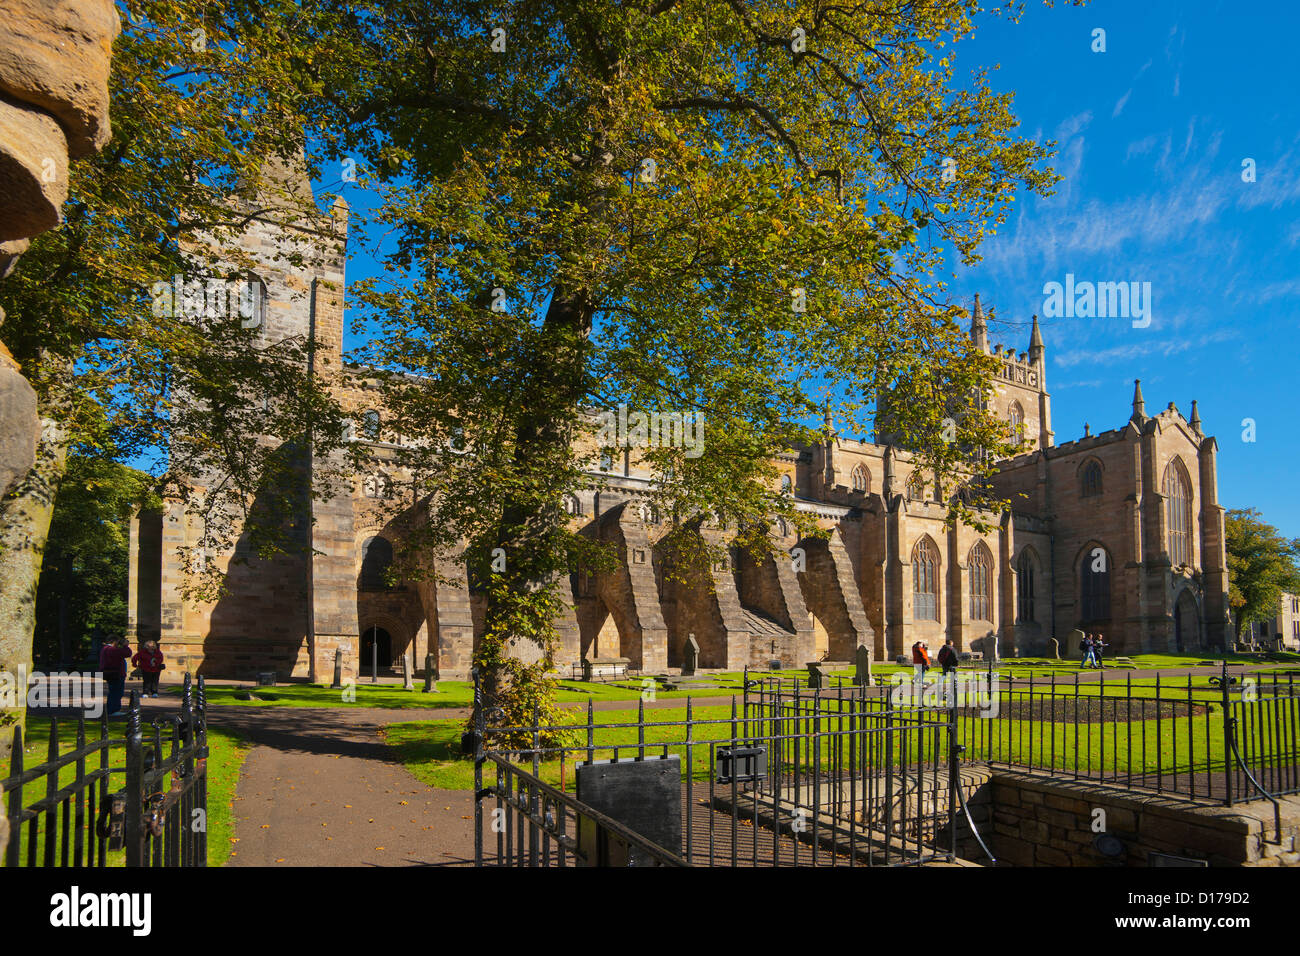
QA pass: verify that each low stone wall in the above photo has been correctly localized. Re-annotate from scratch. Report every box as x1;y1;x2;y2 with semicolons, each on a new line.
982;770;1300;867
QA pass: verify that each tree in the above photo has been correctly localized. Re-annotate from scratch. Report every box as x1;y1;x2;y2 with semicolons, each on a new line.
33;455;154;668
295;0;1059;733
0;0;353;752
1225;508;1300;640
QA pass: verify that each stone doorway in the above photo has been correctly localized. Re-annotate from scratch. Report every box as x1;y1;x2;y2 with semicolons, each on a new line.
360;626;393;669
1174;590;1199;653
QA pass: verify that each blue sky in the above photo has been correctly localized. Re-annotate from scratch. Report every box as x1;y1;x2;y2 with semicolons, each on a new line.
945;0;1300;536
324;0;1299;537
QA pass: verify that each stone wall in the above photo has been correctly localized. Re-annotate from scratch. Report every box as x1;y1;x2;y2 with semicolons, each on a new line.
980;771;1300;867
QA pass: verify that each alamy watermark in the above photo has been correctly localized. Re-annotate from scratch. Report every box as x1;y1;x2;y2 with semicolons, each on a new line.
888;670;1000;717
0;667;106;718
150;275;262;327
1042;273;1152;328
595;403;705;459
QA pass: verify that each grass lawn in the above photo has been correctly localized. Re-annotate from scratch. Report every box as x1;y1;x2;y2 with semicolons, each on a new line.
175;674;764;709
0;716;251;867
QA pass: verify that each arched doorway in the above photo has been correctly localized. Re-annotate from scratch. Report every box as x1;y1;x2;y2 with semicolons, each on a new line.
360;626;393;669
1173;591;1199;653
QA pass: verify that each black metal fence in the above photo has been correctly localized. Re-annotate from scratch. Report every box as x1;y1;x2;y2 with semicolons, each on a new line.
1;675;209;868
471;673;989;867
472;662;1300;866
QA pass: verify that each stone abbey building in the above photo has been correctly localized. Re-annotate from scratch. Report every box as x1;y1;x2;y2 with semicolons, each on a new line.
127;162;1233;681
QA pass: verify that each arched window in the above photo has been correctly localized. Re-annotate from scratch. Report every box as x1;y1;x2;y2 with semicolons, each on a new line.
851;464;870;493
1080;459;1103;498
912;537;939;621
969;542;993;621
1008;401;1025;446
563;493;582;516
1079;545;1111;622
1163;460;1193;567
1016;550;1036;623
906;472;925;501
360;536;393;590
780;474;793;496
361;409;381;441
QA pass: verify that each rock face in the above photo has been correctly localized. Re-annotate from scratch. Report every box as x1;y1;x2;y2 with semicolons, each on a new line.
0;0;120;157
0;0;121;498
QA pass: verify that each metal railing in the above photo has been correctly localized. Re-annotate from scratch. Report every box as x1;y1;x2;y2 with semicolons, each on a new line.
471;673;980;867
2;674;209;868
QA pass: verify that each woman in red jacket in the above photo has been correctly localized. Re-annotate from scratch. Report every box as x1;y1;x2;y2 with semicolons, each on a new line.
132;639;165;698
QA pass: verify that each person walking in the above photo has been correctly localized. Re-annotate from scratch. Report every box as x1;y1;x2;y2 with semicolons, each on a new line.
1079;632;1094;668
132;639;165;698
99;636;131;717
1092;633;1106;669
911;640;931;683
937;639;959;675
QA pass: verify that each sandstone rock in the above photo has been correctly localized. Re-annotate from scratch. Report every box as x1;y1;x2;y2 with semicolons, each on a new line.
0;0;121;157
0;342;37;498
0;238;30;279
0;98;69;241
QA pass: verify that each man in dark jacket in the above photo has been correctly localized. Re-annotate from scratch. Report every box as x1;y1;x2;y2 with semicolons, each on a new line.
937;639;959;674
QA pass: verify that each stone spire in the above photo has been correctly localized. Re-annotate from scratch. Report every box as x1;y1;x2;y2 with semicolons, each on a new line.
823;398;835;438
1131;379;1146;422
240;143;318;213
1189;399;1202;433
1028;314;1044;364
969;293;988;352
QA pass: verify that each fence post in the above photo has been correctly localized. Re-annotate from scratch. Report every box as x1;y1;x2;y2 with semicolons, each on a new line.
472;667;485;867
1221;661;1234;807
124;692;144;867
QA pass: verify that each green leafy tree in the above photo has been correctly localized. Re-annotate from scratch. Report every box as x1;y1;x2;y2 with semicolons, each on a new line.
1225;508;1300;640
297;0;1061;733
0;1;353;750
33;455;155;667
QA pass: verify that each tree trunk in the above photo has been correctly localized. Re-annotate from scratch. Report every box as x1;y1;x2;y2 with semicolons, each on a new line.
0;415;68;762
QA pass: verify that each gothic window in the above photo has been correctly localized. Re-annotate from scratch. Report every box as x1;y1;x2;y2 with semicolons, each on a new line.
361;409;381;441
360;536;393;590
1016;550;1036;623
1008;401;1025;446
563;493;582;516
851;464;870;493
1080;460;1103;498
912;537;939;621
906;472;925;501
780;474;792;496
1163;460;1193;567
1079;545;1111;622
969;542;993;621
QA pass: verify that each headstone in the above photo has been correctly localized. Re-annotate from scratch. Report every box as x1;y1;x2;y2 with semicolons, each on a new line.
984;632;999;664
330;648;345;689
1049;638;1060;660
581;658;593;682
402;649;414;690
423;653;439;693
853;644;873;686
682;634;700;677
1069;628;1087;658
806;661;831;689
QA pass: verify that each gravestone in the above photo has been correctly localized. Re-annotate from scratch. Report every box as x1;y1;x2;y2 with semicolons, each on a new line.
1050;638;1060;660
806;661;832;689
682;634;700;677
402;649;414;690
853;644;872;686
423;653;439;693
1069;628;1087;658
330;648;345;689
